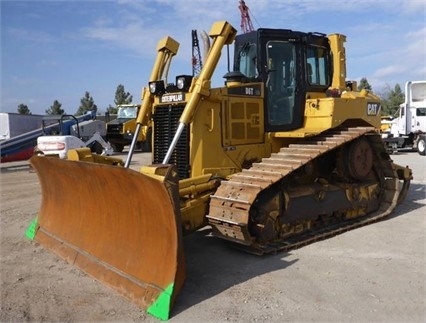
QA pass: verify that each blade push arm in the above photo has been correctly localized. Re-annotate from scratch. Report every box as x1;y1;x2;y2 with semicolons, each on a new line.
126;37;180;167
163;21;237;164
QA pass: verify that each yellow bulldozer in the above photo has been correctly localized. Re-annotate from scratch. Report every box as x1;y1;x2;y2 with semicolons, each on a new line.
28;21;412;320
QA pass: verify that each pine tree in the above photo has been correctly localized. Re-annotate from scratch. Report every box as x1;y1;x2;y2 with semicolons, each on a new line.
107;84;133;114
17;103;31;115
114;84;133;106
45;100;65;115
357;77;372;92
75;91;97;115
106;104;117;115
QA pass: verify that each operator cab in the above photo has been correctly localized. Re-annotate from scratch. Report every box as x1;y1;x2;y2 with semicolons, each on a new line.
232;28;333;132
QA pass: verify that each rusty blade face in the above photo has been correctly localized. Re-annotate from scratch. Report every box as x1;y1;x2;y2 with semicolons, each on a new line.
29;156;185;320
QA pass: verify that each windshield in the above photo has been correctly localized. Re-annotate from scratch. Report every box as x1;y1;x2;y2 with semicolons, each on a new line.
416;107;426;116
117;107;137;119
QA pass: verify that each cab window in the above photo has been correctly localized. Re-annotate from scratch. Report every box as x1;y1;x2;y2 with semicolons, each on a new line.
306;45;330;86
265;40;296;126
238;43;258;79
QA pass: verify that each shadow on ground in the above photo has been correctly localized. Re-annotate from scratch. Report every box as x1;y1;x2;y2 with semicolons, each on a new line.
172;228;297;317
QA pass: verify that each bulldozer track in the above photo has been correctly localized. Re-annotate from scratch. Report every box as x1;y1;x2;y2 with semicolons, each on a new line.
207;126;407;255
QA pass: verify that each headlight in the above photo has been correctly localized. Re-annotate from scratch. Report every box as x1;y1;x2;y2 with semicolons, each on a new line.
149;81;165;95
176;75;193;91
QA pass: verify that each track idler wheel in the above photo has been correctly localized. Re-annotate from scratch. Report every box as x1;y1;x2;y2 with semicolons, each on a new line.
345;138;374;180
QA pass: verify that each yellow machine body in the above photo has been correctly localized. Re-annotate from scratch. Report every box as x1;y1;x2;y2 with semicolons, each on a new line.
29;21;411;320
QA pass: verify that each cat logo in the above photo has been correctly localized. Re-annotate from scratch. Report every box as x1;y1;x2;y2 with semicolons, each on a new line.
160;93;185;103
367;102;380;116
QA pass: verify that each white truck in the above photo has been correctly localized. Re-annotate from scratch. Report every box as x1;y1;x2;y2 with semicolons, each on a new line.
382;80;426;155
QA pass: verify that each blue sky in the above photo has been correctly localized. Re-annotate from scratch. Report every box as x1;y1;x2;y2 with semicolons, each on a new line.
1;0;425;115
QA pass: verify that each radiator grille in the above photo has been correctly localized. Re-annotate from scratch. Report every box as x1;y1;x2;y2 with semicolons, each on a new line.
107;123;123;133
153;105;190;179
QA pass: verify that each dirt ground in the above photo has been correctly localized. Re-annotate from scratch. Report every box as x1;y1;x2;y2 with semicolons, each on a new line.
1;151;425;322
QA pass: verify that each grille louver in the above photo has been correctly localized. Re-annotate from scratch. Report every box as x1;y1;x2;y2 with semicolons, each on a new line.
153;105;190;179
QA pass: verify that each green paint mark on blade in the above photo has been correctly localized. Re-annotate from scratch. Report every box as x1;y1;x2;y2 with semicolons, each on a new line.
147;283;174;321
25;217;38;240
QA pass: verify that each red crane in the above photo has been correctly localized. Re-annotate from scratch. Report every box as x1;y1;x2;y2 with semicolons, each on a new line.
191;29;202;76
239;0;254;33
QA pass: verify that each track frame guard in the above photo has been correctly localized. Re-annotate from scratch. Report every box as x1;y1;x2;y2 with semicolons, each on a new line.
29;156;185;320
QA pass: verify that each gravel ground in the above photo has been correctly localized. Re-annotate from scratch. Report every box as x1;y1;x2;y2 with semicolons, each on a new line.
1;151;425;322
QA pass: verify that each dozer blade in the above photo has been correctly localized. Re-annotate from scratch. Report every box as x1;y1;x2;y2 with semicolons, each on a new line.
28;155;185;321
